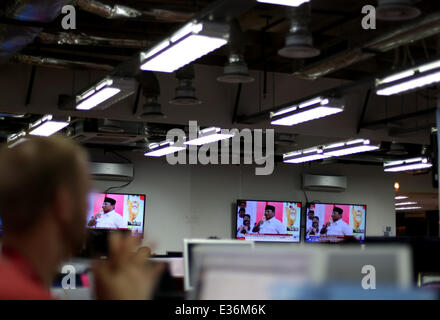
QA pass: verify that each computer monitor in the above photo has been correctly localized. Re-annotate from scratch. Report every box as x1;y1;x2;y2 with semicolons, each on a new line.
183;239;254;291
85;192;146;237
305;202;366;243
235;200;302;242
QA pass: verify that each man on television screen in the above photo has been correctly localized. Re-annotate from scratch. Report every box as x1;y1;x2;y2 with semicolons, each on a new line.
88;197;126;229
252;205;285;234
320;206;353;236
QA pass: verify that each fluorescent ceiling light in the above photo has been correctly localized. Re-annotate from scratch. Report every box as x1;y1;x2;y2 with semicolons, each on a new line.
140;21;229;73
323;139;379;157
283;138;379;164
29;115;70;137
395;206;422;211
384;157;432;172
144;141;186;157
185;127;235;146
395;196;408;200
76;77;136;111
376;58;440;96
395;202;417;206
270;97;344;126
283;148;330;164
7;130;28;148
257;0;310;7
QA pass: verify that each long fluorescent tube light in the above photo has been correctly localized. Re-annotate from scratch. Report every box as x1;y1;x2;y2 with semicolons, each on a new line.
144;141;186;157
323;139;379;157
185;127;235;146
384;157;432;172
376;58;440;96
140;21;229;73
395;196;408;200
257;0;310;7
270;97;344;126
29;115;70;137
7;130;28;148
395;206;422;211
396;202;417;206
283;147;330;164
283;138;379;164
76;77;136;111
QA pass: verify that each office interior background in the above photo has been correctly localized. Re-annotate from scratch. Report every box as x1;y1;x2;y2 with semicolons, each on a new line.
0;0;440;299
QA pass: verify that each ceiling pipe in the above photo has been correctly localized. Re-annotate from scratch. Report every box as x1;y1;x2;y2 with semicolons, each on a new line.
75;0;142;19
38;32;152;49
294;11;440;80
0;0;67;60
12;54;114;71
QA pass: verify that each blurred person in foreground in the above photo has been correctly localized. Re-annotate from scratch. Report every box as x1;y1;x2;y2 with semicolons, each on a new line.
0;136;161;300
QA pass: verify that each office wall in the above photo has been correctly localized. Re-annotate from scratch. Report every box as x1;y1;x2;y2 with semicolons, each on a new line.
90;151;427;254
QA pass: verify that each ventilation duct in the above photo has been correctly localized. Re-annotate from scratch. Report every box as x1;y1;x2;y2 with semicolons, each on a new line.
376;0;421;21
294;11;440;80
12;54;114;71
0;0;67;60
75;0;141;19
38;32;152;49
170;64;201;105
278;5;320;59
137;71;166;119
217;19;254;84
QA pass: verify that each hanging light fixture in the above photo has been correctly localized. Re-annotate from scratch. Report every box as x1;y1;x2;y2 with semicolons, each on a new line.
376;58;440;96
376;0;421;21
217;19;254;84
278;5;320;59
270;96;344;126
140;21;229;73
384;157;432;172
169;64;202;105
75;76;136;111
185;127;235;146
28;114;70;136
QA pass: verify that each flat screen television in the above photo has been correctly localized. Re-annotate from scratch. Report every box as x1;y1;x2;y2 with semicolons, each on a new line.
235;200;302;242
304;202;366;243
85;192;146;237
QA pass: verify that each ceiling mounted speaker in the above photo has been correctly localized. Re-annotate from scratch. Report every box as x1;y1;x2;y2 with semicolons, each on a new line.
278;33;320;58
217;54;254;84
376;0;421;21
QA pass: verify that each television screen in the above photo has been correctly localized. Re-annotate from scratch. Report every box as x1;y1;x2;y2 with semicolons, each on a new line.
305;203;366;243
235;200;302;242
85;192;146;236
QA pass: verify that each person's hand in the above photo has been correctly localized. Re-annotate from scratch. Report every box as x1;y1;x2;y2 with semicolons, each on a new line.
92;232;164;300
258;220;264;226
88;218;97;227
325;221;331;227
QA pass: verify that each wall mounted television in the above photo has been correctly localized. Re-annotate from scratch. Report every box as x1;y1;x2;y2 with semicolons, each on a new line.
85;192;146;237
304;202;366;243
235;200;302;242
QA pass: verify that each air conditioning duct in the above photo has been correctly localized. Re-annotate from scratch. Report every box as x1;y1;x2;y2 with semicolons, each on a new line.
88;162;134;181
302;174;347;192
